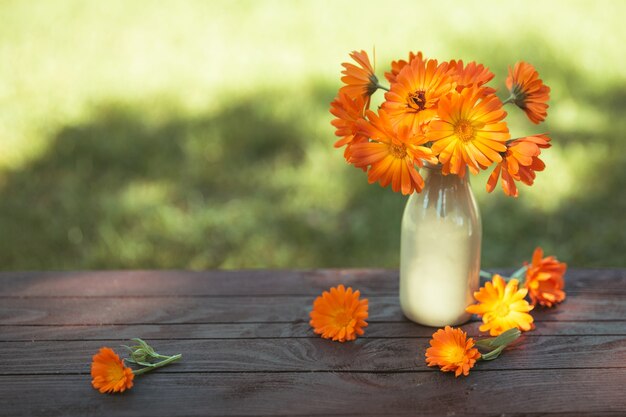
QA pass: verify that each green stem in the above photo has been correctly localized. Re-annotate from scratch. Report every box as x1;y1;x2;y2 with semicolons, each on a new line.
132;354;182;375
376;83;390;92
509;265;528;280
479;270;493;279
502;95;516;105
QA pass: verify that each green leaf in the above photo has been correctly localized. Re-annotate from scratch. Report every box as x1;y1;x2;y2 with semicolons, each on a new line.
492;328;521;346
475;328;522;361
475;328;521;350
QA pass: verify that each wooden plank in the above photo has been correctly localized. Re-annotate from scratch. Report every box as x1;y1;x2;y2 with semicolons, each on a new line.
2;320;625;341
0;370;624;416
0;269;396;296
0;336;624;375
0;294;623;325
0;268;622;297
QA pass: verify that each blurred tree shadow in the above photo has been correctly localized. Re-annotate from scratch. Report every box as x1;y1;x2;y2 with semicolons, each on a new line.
480;65;626;267
0;74;624;269
0;97;315;269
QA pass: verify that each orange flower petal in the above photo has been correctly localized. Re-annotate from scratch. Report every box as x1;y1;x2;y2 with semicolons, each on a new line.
449;59;495;93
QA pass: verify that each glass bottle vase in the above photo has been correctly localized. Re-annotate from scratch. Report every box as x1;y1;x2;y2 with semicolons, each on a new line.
399;164;481;327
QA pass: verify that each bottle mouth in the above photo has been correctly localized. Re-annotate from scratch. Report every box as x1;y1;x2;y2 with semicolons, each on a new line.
423;161;443;170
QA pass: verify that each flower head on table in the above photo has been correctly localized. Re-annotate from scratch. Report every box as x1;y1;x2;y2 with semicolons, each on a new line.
309;284;369;342
426;326;522;377
425;326;481;377
524;247;568;307
466;274;534;336
91;347;135;394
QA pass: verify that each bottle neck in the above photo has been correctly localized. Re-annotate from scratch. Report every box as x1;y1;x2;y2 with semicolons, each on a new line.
416;163;476;219
421;163;470;187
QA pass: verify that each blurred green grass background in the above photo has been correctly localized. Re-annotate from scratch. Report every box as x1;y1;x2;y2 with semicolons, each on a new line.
1;0;624;270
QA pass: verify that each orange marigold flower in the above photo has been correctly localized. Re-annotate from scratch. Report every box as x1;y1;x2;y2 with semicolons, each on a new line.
351;109;437;195
340;50;378;106
329;93;369;162
91;347;134;394
425;326;481;377
506;61;550;124
309;284;368;342
524;247;567;307
486;134;551;197
384;51;424;84
448;59;496;95
383;58;455;132
427;87;510;178
466;274;534;336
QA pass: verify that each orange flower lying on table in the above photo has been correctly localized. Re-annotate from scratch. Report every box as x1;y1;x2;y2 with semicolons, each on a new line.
425;326;481;377
90;339;182;394
91;347;135;394
309;284;368;342
330;49;553;197
479;246;568;308
524;247;568;307
466;274;534;336
425;326;522;377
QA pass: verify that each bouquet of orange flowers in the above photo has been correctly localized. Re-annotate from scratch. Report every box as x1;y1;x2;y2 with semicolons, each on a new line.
330;50;551;197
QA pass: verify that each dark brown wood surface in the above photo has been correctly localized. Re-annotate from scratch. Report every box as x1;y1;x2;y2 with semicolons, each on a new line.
0;269;624;416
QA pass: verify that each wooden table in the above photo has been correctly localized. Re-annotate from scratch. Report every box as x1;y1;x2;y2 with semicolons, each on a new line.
1;269;625;416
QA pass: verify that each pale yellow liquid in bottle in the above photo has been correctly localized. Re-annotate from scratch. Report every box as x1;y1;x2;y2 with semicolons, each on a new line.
399;167;481;327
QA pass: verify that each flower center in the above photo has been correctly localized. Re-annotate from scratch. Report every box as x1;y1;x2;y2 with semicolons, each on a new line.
455;120;475;142
495;302;510;317
446;345;467;365
407;90;427;111
389;143;408;159
333;309;353;328
107;364;125;382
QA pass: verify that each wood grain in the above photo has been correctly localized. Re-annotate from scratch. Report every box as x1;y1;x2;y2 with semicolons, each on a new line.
0;268;623;296
1;293;623;325
1;269;624;416
2;320;625;341
0;336;624;375
1;370;624;416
